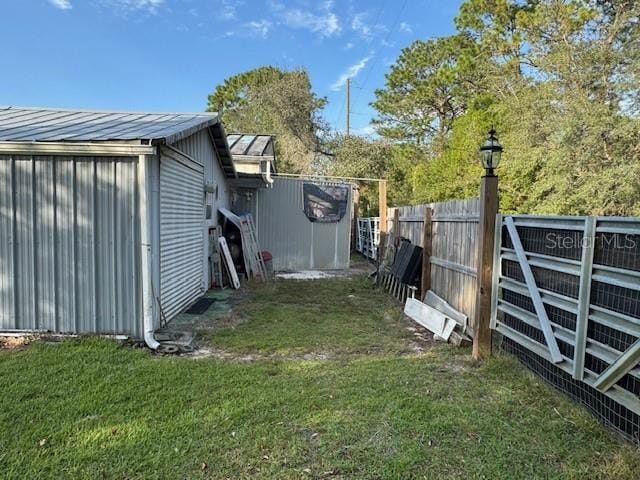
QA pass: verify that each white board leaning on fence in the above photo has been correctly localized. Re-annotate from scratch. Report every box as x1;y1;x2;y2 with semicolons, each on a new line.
218;237;240;289
404;298;456;341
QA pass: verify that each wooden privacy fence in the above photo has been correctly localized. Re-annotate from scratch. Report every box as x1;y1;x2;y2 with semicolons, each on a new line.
493;214;640;440
385;198;480;336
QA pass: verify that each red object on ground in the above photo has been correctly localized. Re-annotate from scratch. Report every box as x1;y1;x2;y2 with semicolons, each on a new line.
260;250;273;261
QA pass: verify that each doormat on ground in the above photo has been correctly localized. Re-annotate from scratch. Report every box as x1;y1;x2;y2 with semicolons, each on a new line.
185;298;215;315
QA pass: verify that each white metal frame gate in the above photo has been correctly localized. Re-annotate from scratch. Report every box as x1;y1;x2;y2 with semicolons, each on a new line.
159;148;205;320
491;214;640;421
356;217;379;260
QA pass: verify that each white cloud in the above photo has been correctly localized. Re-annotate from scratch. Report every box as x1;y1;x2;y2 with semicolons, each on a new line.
101;0;164;14
351;13;371;38
350;11;387;40
343;42;354;50
283;9;341;37
49;0;72;9
399;22;412;33
330;56;370;91
352;124;376;137
218;0;241;20
321;0;335;10
267;0;285;11
246;19;272;38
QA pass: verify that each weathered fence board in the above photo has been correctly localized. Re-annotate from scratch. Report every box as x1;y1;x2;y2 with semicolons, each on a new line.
385;198;479;336
353;198;480;335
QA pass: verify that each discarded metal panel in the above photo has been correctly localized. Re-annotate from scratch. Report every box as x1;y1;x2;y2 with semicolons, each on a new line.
404;298;456;340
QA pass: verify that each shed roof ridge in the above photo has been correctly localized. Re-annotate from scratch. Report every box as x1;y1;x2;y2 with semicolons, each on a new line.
0;105;218;117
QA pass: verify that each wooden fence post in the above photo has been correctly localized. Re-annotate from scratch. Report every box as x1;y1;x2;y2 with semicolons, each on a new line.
378;180;388;262
392;209;400;246
472;175;499;360
420;207;433;301
352;186;360;250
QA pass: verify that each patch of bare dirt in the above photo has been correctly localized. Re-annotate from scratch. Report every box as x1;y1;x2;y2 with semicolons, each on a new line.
0;336;32;350
405;323;435;353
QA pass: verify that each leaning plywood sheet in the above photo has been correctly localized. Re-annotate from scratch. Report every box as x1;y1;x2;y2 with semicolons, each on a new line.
424;290;468;331
404;298;456;341
219;237;240;289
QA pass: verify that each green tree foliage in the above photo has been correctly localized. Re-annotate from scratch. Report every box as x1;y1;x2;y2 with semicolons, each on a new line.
371;0;640;215
324;134;385;215
208;66;327;173
323;135;419;215
371;35;477;150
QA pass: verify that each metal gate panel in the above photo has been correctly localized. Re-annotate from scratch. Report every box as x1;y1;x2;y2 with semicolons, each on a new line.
159;150;204;320
491;214;640;425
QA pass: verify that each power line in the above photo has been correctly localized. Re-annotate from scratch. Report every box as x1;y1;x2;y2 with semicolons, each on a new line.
352;0;409;110
331;0;388;133
346;77;350;136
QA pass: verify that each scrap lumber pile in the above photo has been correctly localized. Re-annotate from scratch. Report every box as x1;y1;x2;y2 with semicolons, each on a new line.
404;290;471;346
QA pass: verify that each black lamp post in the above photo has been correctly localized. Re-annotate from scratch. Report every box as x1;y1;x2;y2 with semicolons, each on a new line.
473;128;502;360
479;129;503;177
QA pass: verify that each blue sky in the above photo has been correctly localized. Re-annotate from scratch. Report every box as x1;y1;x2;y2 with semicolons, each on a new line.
2;0;462;135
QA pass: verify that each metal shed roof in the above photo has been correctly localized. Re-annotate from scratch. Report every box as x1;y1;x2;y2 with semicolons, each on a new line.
227;134;275;157
0;106;221;145
0;106;237;177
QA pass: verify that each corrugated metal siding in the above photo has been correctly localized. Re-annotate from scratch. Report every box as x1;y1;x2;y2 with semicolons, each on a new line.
172;129;230;215
0;154;142;336
159;152;205;319
253;177;352;270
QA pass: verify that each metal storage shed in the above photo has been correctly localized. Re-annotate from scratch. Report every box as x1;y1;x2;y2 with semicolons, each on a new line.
225;134;352;271
0;106;236;347
247;177;353;270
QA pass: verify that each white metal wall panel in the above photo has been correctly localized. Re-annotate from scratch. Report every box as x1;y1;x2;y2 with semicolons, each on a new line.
171;129;230;293
0;156;15;326
251;177;352;271
35;160;55;331
0;155;142;336
172;128;230;215
159;151;205;319
14;157;35;328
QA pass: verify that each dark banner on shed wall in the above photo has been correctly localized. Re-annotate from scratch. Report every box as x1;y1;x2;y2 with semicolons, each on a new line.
302;182;349;223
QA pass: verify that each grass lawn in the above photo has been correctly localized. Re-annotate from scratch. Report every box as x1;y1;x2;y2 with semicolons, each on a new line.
209;276;415;356
1;275;639;479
